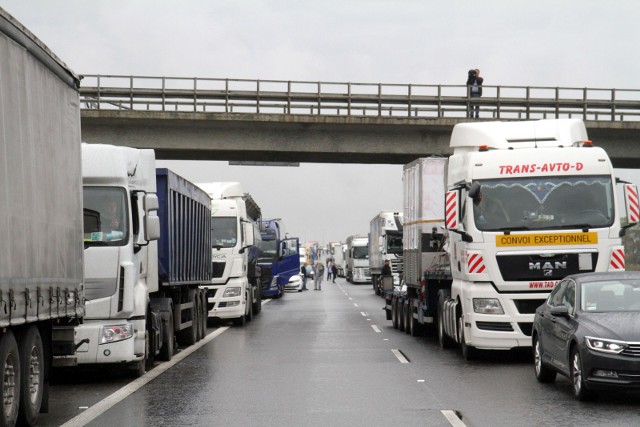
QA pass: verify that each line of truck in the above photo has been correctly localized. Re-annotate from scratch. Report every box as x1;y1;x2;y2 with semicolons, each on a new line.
1;9;305;425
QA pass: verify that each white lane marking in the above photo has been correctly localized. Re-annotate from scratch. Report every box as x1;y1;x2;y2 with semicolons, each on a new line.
348;297;353;301
262;298;272;306
353;303;359;307
360;312;368;317
417;379;425;383
391;349;409;364
441;410;467;427
371;325;381;333
61;326;230;427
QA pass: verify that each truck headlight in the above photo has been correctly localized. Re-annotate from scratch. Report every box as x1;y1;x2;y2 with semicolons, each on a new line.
100;324;134;344
223;287;241;297
585;336;627;354
473;298;504;314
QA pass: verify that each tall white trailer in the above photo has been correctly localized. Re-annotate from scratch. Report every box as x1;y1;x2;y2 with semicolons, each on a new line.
387;119;639;361
345;235;371;284
369;211;404;294
0;8;84;425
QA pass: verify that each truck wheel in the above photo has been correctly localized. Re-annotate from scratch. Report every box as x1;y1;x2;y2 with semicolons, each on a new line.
252;290;262;315
194;297;202;341
458;315;477;361
159;310;175;361
398;300;406;332
437;300;455;349
232;314;246;327
391;299;399;329
246;298;254;322
17;326;44;427
200;291;208;336
178;289;198;345
404;303;412;335
128;331;148;378
0;331;20;427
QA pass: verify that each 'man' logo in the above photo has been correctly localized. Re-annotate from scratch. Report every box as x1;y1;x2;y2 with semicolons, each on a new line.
529;262;567;271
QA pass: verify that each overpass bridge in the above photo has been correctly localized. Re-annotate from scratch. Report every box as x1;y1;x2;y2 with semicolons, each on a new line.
79;75;640;167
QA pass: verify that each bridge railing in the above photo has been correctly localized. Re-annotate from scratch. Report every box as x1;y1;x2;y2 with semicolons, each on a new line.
79;75;640;121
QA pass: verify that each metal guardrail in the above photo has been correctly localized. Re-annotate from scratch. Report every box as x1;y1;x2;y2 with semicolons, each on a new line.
79;75;640;121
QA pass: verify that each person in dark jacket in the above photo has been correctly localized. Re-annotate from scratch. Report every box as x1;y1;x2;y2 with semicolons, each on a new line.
331;263;338;283
466;68;483;118
381;259;392;276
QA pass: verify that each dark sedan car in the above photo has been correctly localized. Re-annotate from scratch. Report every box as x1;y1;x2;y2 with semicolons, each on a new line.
532;271;640;400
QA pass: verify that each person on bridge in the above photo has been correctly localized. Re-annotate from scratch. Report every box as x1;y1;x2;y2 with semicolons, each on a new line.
466;68;483;118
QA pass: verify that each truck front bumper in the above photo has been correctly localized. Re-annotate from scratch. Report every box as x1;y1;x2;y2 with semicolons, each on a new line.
74;319;146;364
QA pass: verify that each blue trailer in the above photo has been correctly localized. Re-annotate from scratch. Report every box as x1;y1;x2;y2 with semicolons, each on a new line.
258;219;300;297
152;169;212;352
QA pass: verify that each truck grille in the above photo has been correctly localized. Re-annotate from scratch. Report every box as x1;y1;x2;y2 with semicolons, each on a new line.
496;252;598;281
514;299;546;314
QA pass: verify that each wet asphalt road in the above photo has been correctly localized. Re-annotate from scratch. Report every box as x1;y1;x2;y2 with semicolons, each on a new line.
39;277;640;427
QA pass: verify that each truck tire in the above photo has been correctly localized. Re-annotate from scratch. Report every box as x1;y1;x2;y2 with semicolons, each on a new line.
194;296;203;341
458;314;477;361
246;298;254;322
200;291;208;337
398;300;406;332
391;299;399;329
404;302;411;335
0;331;20;427
252;289;262;315
128;331;149;378
409;306;421;337
437;299;455;349
18;326;44;427
178;289;198;345
159;310;174;361
232;314;246;327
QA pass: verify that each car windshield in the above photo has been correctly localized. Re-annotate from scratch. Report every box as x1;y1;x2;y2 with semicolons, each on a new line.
581;279;640;312
212;217;237;248
83;187;128;245
472;175;614;231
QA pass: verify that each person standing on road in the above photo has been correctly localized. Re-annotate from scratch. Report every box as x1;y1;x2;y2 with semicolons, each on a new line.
314;261;325;291
327;259;333;281
466;68;483;118
300;264;308;291
331;263;338;283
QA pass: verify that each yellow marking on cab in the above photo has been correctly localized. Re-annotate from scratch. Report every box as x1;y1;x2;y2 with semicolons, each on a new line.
496;232;598;247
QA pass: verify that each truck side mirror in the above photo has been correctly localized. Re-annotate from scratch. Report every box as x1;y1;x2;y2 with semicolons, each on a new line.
624;184;639;226
143;194;160;241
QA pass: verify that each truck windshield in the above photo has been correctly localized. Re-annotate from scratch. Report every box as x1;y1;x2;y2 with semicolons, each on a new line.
212;217;238;248
472;176;614;231
259;238;277;257
83;187;128;245
353;246;369;259
387;232;403;254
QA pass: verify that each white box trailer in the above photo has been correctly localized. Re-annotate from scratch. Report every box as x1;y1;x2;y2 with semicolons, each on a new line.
0;7;84;425
369;211;404;294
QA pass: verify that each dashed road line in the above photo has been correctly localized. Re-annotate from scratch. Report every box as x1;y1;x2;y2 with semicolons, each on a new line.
371;325;381;333
441;410;467;427
391;349;409;364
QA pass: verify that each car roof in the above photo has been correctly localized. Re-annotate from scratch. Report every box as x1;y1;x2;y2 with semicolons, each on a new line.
564;271;640;285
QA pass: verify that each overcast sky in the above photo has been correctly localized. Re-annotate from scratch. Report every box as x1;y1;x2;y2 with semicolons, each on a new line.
2;1;639;244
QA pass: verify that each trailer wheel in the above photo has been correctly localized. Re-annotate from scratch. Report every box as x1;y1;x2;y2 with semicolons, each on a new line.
17;326;44;426
404;302;412;335
0;331;20;427
246;296;254;322
159;310;175;361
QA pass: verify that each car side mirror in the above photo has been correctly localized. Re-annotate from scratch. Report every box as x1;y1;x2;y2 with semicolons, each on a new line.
550;305;569;318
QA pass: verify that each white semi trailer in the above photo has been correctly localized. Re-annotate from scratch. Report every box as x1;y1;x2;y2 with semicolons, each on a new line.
0;8;84;425
369;211;403;294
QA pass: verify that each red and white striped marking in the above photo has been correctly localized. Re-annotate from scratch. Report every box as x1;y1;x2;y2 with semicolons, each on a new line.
445;191;458;229
467;253;486;274
610;248;625;271
626;184;639;223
